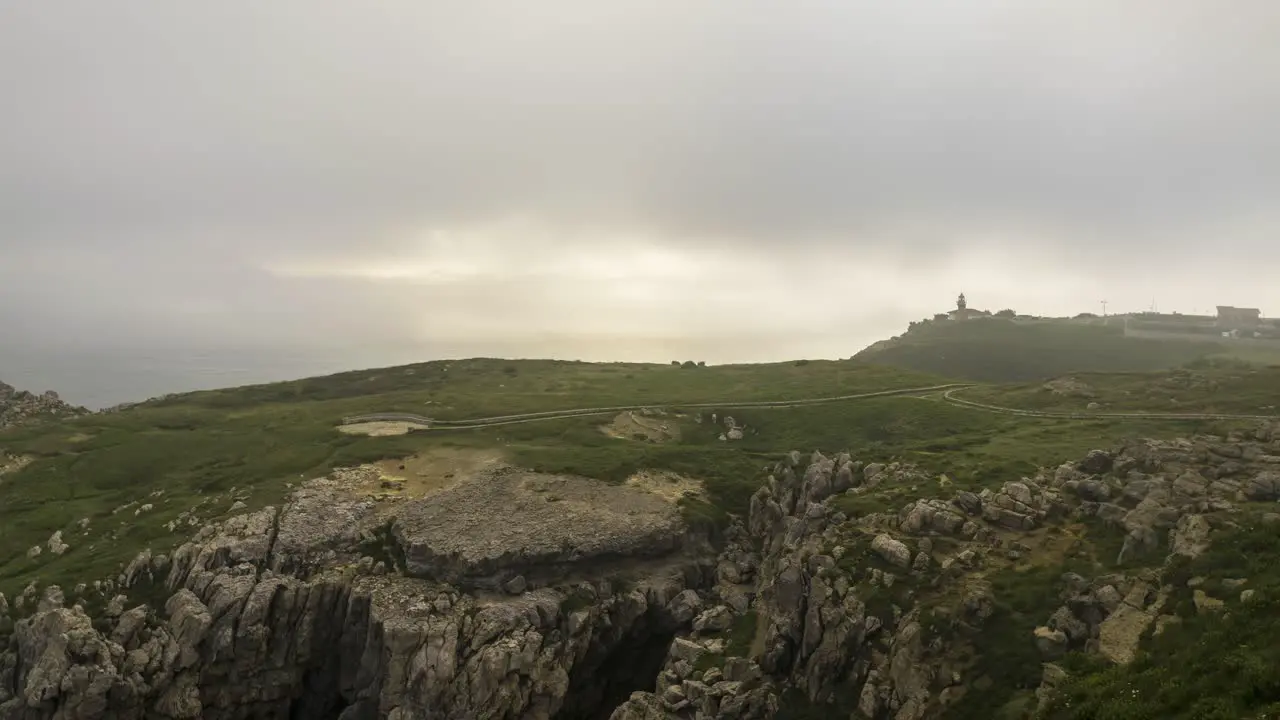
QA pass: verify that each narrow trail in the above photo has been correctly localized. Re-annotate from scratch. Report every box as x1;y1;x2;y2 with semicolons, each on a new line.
340;383;973;430
341;383;1280;432
938;388;1280;422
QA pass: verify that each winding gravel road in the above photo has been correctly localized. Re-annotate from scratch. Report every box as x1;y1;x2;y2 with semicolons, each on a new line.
341;383;972;430
341;383;1279;431
939;387;1280;422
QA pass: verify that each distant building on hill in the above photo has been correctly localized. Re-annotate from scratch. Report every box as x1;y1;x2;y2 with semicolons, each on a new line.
947;292;990;320
1217;306;1261;329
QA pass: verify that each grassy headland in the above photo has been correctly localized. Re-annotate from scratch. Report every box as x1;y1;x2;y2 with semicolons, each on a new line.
854;316;1266;382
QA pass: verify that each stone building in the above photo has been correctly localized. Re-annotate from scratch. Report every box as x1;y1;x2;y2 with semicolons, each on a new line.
1216;306;1261;328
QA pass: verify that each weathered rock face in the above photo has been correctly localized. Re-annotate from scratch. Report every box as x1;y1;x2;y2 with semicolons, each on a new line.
613;450;994;720
5;419;1277;719
617;419;1280;719
0;465;711;720
392;467;688;590
1049;420;1280;565
1;575;706;720
979;480;1063;531
0;382;86;430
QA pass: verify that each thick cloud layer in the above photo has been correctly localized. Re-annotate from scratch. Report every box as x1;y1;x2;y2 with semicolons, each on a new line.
2;2;1278;405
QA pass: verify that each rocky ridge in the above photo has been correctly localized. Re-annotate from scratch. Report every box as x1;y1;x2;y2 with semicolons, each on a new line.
2;420;1278;719
0;381;86;430
610;419;1280;719
0;463;714;720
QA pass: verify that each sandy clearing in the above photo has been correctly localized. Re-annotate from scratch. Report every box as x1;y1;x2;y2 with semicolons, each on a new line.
0;453;33;480
600;410;680;443
366;447;507;500
337;421;429;437
624;470;705;503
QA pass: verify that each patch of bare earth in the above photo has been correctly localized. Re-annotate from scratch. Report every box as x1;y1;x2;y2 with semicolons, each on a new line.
369;448;506;500
337;420;429;437
0;453;33;482
624;470;705;503
600;410;680;443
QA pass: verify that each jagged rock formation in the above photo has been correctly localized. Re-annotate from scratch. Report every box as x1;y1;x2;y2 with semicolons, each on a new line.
3;419;1278;719
614;447;988;720
0;464;713;720
0;382;85;430
611;419;1280;719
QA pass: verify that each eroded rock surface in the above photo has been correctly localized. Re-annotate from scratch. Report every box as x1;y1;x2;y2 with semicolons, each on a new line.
0;381;86;430
0;462;707;720
394;467;687;590
4;419;1278;719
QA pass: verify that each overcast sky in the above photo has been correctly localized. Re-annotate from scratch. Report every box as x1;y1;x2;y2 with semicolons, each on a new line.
3;2;1279;405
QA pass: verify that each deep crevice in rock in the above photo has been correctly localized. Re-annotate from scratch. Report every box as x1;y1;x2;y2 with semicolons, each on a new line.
289;661;349;720
556;623;678;720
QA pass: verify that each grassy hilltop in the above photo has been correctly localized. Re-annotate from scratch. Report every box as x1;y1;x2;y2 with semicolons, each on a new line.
4;354;1280;718
853;315;1280;382
0;359;950;594
0;357;1227;597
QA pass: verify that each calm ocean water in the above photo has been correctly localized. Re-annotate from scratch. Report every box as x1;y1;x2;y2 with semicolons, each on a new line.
1;334;861;411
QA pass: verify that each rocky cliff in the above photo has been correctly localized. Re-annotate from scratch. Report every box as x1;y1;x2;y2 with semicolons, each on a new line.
2;420;1278;719
0;463;715;720
611;419;1280;719
0;381;86;430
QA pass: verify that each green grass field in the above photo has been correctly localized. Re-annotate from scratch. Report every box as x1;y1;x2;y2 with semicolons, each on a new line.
156;357;946;419
2;353;1278;717
0;356;1242;599
0;359;944;595
856;317;1235;382
960;363;1280;416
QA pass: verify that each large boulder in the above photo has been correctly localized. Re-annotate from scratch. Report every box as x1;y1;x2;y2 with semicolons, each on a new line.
1168;514;1212;560
1098;583;1160;664
981;481;1059;531
1245;472;1280;501
898;499;967;535
1034;626;1068;659
871;534;912;568
1077;450;1114;475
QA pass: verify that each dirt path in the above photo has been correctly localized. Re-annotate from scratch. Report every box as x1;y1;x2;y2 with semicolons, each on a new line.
340;382;1280;434
938;388;1280;422
341;383;974;430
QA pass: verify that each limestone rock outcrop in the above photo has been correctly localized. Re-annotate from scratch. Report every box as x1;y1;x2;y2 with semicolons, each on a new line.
4;418;1277;719
0;381;86;430
393;467;687;590
0;464;710;720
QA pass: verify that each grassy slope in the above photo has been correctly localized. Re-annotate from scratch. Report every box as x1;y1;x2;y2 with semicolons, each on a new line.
855;318;1229;382
960;363;1280;416
0;358;948;596
161;358;940;419
0;355;1217;598
2;355;1277;718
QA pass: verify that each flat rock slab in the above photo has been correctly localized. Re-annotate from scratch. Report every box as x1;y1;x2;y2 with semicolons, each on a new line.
393;466;686;589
